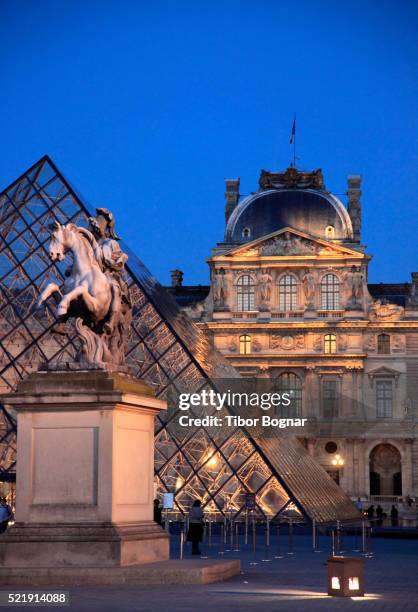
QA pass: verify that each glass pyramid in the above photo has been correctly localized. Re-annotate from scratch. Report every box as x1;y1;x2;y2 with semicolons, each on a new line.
0;156;359;523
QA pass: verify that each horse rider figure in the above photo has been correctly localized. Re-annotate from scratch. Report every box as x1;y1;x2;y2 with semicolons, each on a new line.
88;208;131;335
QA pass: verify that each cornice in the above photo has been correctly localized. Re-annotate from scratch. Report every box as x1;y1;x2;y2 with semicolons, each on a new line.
200;321;418;331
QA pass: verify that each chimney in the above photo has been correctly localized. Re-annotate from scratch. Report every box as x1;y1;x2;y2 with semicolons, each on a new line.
170;269;183;288
347;175;362;242
225;178;240;224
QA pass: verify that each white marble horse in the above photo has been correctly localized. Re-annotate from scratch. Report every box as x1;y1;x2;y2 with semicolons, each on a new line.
37;221;112;333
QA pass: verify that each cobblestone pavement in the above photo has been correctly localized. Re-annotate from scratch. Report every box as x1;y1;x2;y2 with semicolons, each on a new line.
7;534;418;611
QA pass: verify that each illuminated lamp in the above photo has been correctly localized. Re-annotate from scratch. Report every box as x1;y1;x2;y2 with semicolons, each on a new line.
327;556;365;597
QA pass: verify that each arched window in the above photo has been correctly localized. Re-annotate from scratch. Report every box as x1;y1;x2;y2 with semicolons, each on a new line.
377;333;390;354
279;274;298;311
321;274;340;310
236;275;255;311
239;334;252;355
242;227;251;239
324;334;337;354
276;372;302;417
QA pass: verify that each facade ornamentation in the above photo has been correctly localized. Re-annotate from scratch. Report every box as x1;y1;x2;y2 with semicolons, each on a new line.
252;339;261;352
36;209;131;371
259;167;324;190
281;336;294;350
407;272;418;307
345;265;364;310
295;334;305;349
257;269;273;310
392;334;406;352
313;336;322;352
302;269;316;309
213;267;229;311
369;300;404;320
270;334;304;350
260;232;318;256
364;334;377;352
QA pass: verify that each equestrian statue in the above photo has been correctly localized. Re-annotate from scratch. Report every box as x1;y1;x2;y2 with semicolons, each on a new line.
36;208;132;371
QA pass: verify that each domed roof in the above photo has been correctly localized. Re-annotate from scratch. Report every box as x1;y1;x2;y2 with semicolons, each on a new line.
225;168;353;244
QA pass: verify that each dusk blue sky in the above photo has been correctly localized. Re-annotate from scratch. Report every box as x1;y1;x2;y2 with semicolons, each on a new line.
1;1;417;285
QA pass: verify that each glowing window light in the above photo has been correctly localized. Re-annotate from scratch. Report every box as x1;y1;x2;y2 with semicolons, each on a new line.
331;577;341;590
349;577;360;591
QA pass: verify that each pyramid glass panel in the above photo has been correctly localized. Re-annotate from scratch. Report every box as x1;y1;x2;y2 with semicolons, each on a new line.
0;156;360;522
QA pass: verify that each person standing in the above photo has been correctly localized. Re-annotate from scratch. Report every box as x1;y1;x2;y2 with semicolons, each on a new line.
153;499;162;526
390;505;399;527
187;500;204;555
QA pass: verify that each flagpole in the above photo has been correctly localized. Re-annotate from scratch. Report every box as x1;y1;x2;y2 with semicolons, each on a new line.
293;113;296;168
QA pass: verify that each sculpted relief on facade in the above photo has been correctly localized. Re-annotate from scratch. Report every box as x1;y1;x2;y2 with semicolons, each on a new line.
257;269;273;311
369;300;404;321
212;267;229;311
302;269;316;309
260;232;318;256
271;334;305;351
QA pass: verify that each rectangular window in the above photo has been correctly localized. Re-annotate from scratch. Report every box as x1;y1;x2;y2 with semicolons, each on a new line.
279;276;297;311
237;288;254;311
323;380;339;418
376;380;393;418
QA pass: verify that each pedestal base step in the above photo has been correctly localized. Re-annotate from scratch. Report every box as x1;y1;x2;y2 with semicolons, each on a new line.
0;559;240;586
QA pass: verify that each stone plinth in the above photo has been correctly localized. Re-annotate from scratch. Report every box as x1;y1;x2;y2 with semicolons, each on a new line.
0;370;169;569
0;559;241;586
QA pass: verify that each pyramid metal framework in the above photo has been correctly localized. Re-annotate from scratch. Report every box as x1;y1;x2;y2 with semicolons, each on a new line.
0;156;360;523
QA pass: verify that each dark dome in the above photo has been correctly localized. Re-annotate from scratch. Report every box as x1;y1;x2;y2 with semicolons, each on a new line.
225;189;353;243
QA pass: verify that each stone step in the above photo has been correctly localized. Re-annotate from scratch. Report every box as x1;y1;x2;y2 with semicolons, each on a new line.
0;559;241;586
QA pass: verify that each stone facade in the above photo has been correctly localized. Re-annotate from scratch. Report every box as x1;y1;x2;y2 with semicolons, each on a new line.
178;167;418;508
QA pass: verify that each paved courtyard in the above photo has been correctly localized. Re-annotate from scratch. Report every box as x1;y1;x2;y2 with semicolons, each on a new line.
6;529;418;611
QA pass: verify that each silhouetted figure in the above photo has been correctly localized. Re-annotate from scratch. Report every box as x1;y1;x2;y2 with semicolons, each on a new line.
390;505;399;527
187;500;204;555
0;498;12;534
406;495;413;508
367;504;375;519
153;499;162;526
376;505;384;526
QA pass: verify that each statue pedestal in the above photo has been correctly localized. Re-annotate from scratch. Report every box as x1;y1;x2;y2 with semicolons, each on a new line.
0;370;169;569
344;309;364;319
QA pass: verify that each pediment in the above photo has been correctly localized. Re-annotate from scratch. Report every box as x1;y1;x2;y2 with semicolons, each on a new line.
368;366;400;377
367;366;401;387
221;227;363;258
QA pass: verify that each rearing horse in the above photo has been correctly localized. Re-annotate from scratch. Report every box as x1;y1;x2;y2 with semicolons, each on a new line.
37;221;112;333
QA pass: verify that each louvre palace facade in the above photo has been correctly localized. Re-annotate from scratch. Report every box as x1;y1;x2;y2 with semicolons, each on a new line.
170;166;418;506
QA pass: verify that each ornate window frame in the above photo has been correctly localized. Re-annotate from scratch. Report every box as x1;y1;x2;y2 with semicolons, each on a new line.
235;274;256;312
320;273;340;310
278;272;299;312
